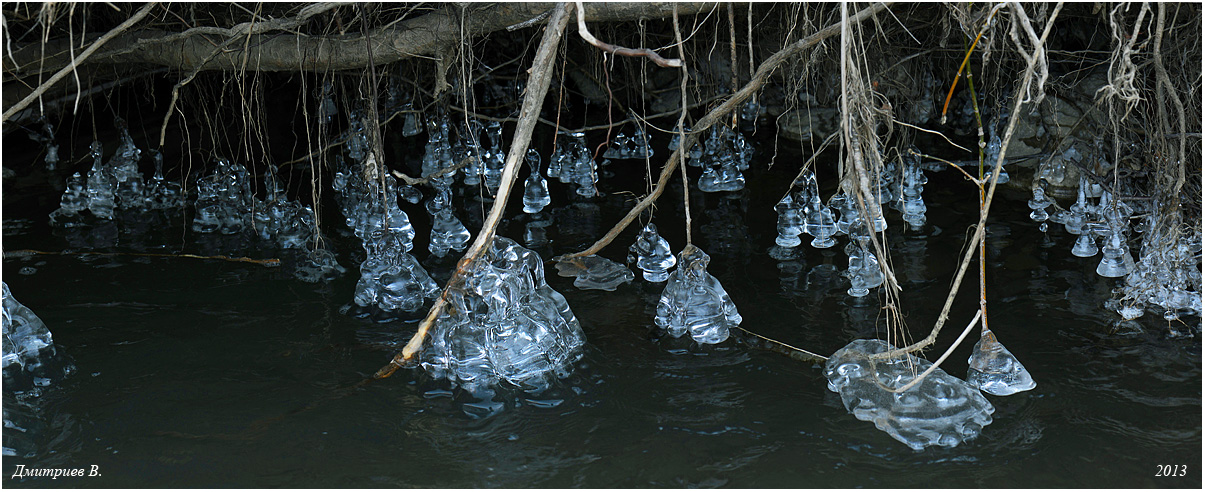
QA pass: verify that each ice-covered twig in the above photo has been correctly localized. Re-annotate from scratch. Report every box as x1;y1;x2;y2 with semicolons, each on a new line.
375;3;572;378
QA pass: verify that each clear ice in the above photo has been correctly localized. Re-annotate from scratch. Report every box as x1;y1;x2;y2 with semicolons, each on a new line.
426;186;472;258
654;245;742;344
824;339;996;450
695;126;749;193
422;237;586;392
629;223;676;282
893;153;928;228
555;255;635;291
845;243;885;297
3;283;70;391
774;193;805;248
522;150;551;214
967;329;1037;396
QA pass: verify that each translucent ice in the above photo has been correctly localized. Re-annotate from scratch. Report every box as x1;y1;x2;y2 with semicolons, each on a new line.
697;154;746;193
84;141;117;220
522;150;551;214
555;255;635;291
49;173;90;226
654;245;742;344
966;330;1036;396
3;283;70;392
1027;186;1053;222
1070;233;1098;257
427;187;472;258
845;244;884;297
422;237;586;392
824;339;996;450
630;222;676;282
1096;230;1134;278
353;233;440;312
774;193;805;248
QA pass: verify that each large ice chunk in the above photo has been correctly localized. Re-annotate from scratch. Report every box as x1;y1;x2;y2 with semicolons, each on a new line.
3;283;70;392
422;237;585;392
654;245;742;344
824;339;996;451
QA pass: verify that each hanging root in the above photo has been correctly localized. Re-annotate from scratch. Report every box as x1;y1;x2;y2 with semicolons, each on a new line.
375;3;573;379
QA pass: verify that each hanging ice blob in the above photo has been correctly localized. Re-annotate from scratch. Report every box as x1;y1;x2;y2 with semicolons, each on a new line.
825;339;996;450
654;245;742;344
630;223;677;282
522;149;551;214
84;141;117;220
967;329;1036;396
774;193;805;248
1096;230;1135;278
3;282;72;392
1070;233;1098;258
426;186;471;258
845;243;884;297
422;237;586;393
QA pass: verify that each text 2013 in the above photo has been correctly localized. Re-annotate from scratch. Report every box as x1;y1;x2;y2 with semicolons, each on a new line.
1155;465;1187;477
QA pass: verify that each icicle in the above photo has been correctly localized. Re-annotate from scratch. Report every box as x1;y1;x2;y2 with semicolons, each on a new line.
522;149;551;214
654;245;742;344
825;339;996;450
85;141;116;220
630;223;676;282
967;329;1036;396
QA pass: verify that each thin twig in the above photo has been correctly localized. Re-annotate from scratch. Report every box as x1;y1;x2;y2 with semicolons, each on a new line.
2;2;157;123
673;5;692;246
574;1;682;68
375;3;572;377
879;310;981;393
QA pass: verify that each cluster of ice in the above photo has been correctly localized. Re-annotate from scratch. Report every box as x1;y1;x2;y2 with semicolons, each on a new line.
50;120;184;226
522;149;552;214
967;329;1037;396
332;147;438;313
602;124;653;160
555;255;635;291
693;126;752;193
654;245;742;344
844;242;885;297
548;131;599;197
824;339;996;450
800;172;839;248
422;237;586;392
1110;211;1202;322
2;283;70;392
628;223;676;282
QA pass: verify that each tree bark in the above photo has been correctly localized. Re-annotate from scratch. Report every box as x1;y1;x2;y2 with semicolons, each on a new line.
7;3;717;76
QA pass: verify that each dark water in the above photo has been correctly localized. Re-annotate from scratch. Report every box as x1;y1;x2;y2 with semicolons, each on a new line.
2;143;1201;488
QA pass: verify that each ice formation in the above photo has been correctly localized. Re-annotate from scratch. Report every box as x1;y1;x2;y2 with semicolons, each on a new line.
333;137;438;312
654;245;742;344
824;339;996;450
556;255;635;291
629;223;677;282
801;172;839;248
48;172;90;226
602;124;653;160
422;237;586;392
522;149;551;214
845;242;885;297
85;141;117;220
774;192;805;248
966;330;1036;396
893;153;928;228
695;126;751;193
426;186;472;258
3;283;70;391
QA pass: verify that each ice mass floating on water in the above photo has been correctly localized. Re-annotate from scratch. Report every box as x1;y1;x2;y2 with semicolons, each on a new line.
825;339;996;451
654;245;742;344
422;237;586;392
